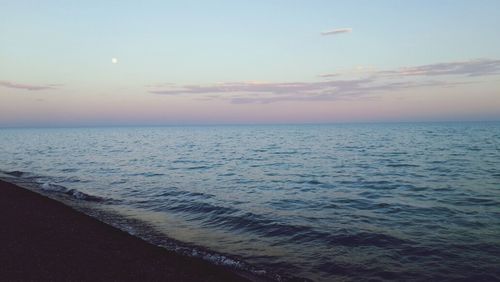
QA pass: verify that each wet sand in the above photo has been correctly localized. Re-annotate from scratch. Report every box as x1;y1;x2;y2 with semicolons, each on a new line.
0;179;249;281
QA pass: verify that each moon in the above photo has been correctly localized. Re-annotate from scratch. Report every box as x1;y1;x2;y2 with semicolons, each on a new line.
111;58;118;64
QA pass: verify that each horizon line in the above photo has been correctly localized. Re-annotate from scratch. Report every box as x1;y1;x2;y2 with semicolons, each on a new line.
1;119;499;129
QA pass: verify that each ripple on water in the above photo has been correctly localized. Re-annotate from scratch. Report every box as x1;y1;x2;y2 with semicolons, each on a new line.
1;124;500;281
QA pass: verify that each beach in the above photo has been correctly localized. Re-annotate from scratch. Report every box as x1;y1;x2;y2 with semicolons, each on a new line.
0;179;249;281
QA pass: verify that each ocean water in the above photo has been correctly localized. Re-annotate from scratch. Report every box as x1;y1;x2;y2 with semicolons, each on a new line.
1;123;499;281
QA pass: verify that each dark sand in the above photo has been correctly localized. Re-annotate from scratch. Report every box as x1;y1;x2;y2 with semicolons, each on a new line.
0;179;249;281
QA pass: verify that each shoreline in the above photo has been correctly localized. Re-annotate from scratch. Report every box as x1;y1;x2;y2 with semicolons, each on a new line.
0;179;251;281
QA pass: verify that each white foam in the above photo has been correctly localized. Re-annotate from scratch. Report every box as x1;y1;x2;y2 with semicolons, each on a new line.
41;182;50;190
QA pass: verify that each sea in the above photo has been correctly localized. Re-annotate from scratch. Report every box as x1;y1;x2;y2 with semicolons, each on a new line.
1;123;499;281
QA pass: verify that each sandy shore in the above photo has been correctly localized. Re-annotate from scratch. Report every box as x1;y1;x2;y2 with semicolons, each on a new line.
0;179;249;281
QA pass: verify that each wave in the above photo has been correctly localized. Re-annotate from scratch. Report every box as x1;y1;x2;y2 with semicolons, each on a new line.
3;170;25;177
40;182;109;202
154;199;411;250
1;170;112;203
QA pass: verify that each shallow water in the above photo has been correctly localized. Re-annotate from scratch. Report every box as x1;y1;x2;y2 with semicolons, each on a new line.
1;123;499;281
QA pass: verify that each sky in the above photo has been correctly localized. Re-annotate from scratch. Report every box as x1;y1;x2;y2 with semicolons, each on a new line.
1;0;500;127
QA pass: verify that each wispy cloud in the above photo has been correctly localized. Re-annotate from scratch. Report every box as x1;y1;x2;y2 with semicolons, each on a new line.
318;59;500;78
0;80;61;91
318;73;340;78
150;79;456;104
379;59;500;77
321;28;352;36
149;58;499;104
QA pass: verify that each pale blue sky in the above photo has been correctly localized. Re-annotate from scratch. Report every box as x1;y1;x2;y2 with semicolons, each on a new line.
1;0;500;126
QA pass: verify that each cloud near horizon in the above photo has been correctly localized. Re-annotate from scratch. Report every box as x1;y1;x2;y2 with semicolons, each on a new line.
321;28;352;36
319;59;500;78
383;59;500;77
149;58;500;104
0;80;61;91
151;79;465;104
